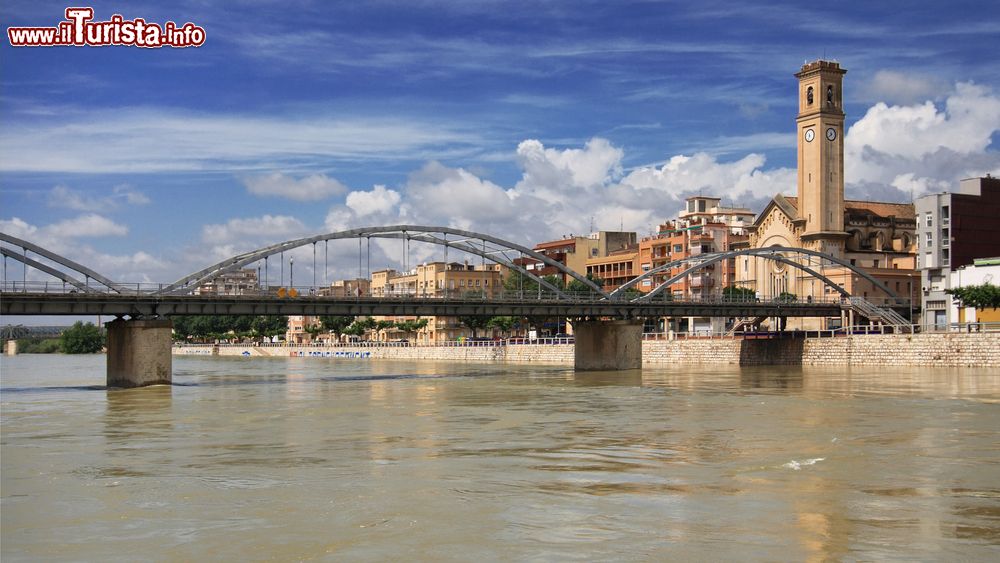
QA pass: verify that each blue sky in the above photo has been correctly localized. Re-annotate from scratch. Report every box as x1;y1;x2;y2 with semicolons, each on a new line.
2;0;999;294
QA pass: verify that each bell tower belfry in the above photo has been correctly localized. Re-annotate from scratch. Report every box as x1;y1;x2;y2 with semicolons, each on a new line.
795;60;848;257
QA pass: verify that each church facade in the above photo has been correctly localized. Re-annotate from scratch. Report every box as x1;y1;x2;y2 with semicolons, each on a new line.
738;61;918;329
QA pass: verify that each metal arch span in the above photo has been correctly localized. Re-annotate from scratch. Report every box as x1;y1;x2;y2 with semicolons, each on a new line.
637;252;850;302
0;233;122;293
0;247;99;293
158;225;608;298
611;246;900;301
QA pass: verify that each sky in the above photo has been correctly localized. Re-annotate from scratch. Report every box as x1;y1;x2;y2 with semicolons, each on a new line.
2;0;1000;305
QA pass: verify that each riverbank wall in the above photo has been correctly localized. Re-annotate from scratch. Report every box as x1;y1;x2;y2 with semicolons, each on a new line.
174;333;1000;368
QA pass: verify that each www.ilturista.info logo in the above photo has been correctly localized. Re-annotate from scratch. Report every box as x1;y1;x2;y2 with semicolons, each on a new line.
7;7;206;48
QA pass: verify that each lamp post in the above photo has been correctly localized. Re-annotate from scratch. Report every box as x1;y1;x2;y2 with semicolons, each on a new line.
290;257;294;290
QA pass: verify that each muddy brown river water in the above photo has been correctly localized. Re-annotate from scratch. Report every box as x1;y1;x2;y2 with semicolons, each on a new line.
2;354;999;561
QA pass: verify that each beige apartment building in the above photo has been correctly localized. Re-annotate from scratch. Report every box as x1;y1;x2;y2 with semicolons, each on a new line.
369;261;505;343
522;231;636;285
194;268;259;296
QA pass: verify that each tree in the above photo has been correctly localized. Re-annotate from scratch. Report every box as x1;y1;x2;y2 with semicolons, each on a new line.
342;317;377;340
60;321;104;354
374;320;395;340
458;315;492;338
947;283;1000;310
723;285;756;302
566;273;603;296
320;315;355;338
486;316;516;337
250;316;289;339
395;318;429;341
304;323;323;339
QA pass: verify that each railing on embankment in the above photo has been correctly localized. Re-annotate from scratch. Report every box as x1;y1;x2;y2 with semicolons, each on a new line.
174;330;1000;368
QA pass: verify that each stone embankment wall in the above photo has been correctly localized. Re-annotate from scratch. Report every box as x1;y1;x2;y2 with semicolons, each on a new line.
174;333;1000;368
175;343;574;365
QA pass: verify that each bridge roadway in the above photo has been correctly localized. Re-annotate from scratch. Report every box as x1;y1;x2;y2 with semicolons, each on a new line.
0;291;842;319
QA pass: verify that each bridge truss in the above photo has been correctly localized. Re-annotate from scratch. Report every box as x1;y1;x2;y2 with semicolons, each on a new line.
2;226;904;321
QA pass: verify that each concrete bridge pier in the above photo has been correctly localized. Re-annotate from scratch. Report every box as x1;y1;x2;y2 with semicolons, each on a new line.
106;318;173;388
573;319;643;371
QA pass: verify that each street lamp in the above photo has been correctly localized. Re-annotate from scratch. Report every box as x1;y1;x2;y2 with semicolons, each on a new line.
290;257;294;289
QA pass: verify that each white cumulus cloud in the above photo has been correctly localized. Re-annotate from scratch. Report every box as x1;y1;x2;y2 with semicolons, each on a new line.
845;82;1000;196
345;185;401;216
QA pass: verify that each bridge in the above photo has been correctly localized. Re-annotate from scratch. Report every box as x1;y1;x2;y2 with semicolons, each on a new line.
1;225;907;386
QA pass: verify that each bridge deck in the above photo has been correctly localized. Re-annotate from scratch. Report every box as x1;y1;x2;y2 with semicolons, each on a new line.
1;292;843;319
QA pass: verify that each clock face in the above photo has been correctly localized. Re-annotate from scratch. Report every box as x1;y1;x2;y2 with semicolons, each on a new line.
826;127;837;141
804;129;815;142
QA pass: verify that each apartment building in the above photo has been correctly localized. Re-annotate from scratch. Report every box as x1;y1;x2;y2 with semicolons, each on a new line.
369;261;505;343
523;231;637;285
193;268;259;296
916;176;1000;328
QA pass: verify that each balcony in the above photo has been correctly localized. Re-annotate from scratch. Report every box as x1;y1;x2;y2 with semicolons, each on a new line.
689;275;715;288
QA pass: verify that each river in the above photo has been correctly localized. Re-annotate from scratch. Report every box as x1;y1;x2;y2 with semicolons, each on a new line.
2;354;999;561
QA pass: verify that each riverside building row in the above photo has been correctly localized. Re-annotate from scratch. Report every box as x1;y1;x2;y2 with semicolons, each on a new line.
192;60;1000;342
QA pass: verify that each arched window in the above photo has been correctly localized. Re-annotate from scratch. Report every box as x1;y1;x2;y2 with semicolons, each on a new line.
807;86;814;105
827;85;834;105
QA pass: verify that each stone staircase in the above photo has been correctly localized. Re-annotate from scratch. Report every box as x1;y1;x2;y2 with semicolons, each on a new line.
727;315;768;335
847;297;913;333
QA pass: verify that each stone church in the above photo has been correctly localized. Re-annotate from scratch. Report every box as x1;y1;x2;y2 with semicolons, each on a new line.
740;60;917;328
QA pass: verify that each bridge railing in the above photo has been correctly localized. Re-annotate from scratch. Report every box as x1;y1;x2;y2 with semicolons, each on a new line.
1;280;871;306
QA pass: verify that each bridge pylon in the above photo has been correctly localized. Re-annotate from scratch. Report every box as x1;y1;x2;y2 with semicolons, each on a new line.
106;318;173;388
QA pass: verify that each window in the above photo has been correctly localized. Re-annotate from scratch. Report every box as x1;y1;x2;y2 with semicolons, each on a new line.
925;212;933;227
925;233;932;246
484;279;489;286
475;280;481;287
460;280;465;287
941;228;949;247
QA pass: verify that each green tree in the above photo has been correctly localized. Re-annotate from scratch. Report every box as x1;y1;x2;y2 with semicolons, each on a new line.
250;316;288;339
947;283;1000;310
320;315;355;338
486;316;516;337
16;337;61;353
60;321;104;354
723;285;756;302
566;273;603;297
457;316;492;338
374;320;395;340
394;318;429;341
776;291;797;303
342;317;377;340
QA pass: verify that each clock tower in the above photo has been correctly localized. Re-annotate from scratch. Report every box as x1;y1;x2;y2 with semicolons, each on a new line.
795;60;848;257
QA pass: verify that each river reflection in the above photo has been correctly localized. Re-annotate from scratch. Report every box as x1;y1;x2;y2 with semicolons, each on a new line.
2;354;999;561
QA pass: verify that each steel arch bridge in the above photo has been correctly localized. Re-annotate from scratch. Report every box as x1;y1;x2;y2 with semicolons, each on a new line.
1;226;900;303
